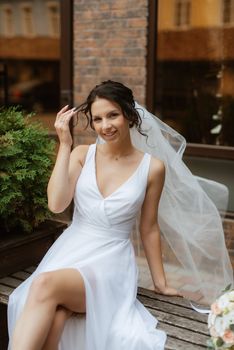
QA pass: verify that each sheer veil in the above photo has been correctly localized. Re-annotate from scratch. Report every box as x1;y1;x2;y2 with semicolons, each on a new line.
130;102;233;305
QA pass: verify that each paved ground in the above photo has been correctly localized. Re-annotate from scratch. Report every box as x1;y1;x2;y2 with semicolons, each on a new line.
136;256;213;305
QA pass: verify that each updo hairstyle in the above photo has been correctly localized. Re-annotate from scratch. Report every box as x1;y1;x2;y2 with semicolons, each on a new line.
75;80;145;136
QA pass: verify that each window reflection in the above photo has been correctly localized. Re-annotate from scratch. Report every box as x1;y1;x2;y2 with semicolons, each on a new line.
223;0;234;24
0;0;60;123
47;2;60;37
156;0;234;146
21;4;34;37
175;0;191;28
2;5;14;37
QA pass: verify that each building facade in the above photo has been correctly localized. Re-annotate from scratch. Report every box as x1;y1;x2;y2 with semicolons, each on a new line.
1;0;234;263
0;0;60;113
72;0;234;264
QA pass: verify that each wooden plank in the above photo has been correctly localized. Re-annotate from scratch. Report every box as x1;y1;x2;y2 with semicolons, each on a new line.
0;284;13;296
0;276;22;288
0;284;13;304
165;336;207;350
138;287;207;310
159;322;208;347
138;295;207;323
149;308;209;335
0;268;34;307
11;271;31;280
0;268;209;350
0;294;8;305
24;266;37;273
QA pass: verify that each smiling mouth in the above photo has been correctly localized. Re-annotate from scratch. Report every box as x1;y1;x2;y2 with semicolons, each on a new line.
103;131;117;137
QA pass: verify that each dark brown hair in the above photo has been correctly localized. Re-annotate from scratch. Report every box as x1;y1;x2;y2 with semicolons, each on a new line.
75;80;146;136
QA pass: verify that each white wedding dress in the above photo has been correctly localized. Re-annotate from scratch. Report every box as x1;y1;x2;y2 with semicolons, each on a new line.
7;143;167;350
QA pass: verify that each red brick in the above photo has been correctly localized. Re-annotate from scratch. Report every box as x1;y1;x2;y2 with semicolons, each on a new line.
73;0;148;146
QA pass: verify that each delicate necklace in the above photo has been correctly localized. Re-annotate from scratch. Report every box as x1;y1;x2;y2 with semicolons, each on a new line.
100;146;134;161
114;152;133;161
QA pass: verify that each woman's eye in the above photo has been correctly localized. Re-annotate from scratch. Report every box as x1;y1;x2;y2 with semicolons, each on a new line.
93;118;101;122
110;113;119;118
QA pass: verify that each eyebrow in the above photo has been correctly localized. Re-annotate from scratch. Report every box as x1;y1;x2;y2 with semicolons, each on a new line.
92;109;119;118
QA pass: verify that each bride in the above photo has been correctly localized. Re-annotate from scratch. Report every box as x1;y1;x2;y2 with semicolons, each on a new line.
8;80;232;350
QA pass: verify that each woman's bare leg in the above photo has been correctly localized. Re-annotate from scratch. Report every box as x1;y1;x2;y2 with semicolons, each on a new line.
11;268;86;350
42;306;73;350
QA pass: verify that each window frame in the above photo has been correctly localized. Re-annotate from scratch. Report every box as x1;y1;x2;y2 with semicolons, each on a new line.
222;0;234;25
1;4;14;37
20;2;35;37
46;1;60;37
146;0;234;159
174;0;191;29
60;0;73;108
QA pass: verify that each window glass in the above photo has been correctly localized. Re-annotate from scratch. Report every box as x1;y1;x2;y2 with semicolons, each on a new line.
2;5;14;36
47;2;60;37
0;1;60;123
156;0;234;146
175;0;191;27
21;4;34;37
223;0;234;24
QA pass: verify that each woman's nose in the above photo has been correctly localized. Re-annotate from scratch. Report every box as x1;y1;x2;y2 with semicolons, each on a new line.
102;119;111;130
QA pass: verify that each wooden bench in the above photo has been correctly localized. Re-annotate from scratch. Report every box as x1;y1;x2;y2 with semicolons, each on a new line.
0;266;209;349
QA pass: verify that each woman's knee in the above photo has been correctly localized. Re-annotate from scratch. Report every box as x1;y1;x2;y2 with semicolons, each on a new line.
29;272;54;303
54;306;72;325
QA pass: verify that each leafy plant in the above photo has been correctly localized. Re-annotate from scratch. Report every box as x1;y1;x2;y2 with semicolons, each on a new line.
0;107;55;233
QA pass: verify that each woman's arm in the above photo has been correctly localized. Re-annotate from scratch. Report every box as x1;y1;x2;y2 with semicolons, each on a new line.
140;158;179;296
47;106;88;213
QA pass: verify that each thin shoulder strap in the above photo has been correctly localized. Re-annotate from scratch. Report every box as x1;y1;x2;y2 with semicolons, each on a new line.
143;153;151;173
82;144;95;167
137;153;152;188
144;153;152;180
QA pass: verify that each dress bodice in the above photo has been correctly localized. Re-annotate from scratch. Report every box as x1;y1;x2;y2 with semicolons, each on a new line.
73;144;151;239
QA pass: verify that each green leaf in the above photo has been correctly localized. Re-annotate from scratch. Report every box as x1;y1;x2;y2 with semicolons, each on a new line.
222;284;232;293
216;337;224;347
0;107;55;233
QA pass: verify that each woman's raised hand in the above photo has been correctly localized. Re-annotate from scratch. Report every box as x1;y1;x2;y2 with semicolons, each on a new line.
54;105;77;147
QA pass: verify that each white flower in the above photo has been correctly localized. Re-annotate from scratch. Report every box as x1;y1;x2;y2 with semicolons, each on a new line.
218;293;230;310
228;291;234;302
213;315;224;335
208;289;234;349
208;312;216;328
222;312;234;330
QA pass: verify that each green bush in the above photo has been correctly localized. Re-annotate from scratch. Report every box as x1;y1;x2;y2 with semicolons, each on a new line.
0;107;55;233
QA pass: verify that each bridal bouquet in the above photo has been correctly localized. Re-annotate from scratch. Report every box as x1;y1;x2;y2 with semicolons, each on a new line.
207;285;234;349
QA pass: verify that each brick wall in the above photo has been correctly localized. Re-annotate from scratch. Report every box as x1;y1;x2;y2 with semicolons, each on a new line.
73;0;148;145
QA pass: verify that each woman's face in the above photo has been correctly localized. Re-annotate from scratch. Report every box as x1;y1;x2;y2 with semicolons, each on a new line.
91;98;130;143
